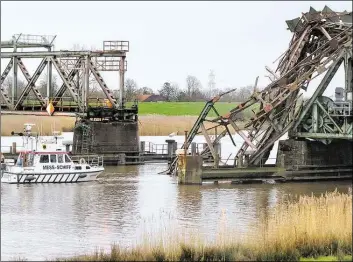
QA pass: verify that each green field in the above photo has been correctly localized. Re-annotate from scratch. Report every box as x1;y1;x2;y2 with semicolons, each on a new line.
21;100;258;117
129;102;258;117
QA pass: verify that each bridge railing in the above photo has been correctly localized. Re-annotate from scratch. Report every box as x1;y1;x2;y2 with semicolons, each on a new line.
1;97;118;109
259;157;277;167
144;142;168;154
330;101;352;116
217;157;277;167
142;142;206;155
71;154;104;167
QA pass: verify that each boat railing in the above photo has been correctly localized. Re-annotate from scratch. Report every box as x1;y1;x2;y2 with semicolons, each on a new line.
71;154;104;167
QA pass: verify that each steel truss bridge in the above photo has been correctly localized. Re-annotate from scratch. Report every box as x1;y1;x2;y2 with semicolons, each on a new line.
168;6;352;172
1;33;130;117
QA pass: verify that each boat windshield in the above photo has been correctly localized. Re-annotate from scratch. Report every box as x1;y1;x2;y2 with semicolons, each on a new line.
38;153;72;164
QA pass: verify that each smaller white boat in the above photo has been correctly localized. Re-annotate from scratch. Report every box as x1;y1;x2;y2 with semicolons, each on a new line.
1;151;104;184
1;123;104;184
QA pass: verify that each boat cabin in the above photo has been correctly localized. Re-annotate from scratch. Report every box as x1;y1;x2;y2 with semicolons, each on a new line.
15;151;79;171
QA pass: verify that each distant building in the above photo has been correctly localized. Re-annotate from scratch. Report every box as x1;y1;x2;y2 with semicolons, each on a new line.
136;94;167;102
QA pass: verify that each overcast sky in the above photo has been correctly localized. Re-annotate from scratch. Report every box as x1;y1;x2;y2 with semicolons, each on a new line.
1;1;351;96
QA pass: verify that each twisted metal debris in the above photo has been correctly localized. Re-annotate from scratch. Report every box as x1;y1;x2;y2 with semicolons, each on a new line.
168;6;352;173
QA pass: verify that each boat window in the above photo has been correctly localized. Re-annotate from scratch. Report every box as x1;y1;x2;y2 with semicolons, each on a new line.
39;155;49;163
58;155;64;163
65;154;71;163
86;166;90;170
50;155;57;163
75;166;82;170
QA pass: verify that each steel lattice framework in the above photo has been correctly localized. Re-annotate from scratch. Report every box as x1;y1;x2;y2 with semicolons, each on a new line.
168;6;352;172
1;34;129;113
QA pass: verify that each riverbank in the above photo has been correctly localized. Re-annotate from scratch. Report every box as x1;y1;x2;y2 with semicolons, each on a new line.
1;115;248;136
55;191;351;261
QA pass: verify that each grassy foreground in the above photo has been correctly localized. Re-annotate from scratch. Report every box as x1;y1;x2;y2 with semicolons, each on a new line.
52;191;352;261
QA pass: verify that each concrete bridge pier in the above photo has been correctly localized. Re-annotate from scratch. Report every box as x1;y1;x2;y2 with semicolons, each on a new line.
72;119;140;164
165;139;177;159
177;154;202;185
276;139;353;168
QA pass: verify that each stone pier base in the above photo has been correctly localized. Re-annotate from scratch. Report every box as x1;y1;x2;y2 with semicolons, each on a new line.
177;155;202;185
276;139;353;167
73;120;140;163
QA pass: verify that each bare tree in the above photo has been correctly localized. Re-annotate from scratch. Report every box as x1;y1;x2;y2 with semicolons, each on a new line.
2;76;14;94
37;74;59;98
218;85;254;102
176;90;188;102
186;75;204;101
137;86;154;95
170;82;181;101
237;85;253;102
158;82;178;101
2;76;26;98
124;78;138;101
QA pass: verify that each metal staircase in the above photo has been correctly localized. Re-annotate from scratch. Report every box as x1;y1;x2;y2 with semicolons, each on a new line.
81;124;91;154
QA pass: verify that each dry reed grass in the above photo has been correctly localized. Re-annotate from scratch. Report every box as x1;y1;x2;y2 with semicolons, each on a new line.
1;115;76;136
55;190;352;261
1;115;246;136
137;115;246;136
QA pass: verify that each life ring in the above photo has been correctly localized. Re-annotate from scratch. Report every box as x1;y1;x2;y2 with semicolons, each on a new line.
79;158;86;164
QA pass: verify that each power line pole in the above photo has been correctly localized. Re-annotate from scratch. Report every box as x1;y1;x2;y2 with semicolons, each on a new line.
208;70;215;98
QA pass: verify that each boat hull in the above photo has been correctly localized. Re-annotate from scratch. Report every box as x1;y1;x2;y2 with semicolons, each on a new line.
1;170;103;184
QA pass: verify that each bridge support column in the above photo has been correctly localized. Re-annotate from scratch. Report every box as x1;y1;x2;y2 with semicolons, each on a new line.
166;139;177;159
73;119;140;164
277;139;353;168
140;141;145;153
12;53;17;105
177;154;202;185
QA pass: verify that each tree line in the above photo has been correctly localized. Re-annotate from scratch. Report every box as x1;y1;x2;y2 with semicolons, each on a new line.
123;75;256;102
1;74;256;103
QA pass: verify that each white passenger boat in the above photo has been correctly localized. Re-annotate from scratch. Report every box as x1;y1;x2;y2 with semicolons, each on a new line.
1;123;104;184
1;151;104;184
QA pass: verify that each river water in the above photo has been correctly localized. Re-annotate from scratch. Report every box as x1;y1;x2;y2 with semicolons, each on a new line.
1;135;352;261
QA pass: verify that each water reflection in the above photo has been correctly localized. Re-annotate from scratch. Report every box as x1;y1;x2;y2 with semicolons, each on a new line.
1;163;351;261
177;185;203;225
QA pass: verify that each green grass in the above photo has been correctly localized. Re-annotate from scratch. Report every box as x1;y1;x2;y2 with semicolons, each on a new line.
133;102;237;116
130;102;259;117
21;100;259;117
300;255;352;261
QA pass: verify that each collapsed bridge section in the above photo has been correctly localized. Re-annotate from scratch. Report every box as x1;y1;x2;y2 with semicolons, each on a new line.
168;6;353;183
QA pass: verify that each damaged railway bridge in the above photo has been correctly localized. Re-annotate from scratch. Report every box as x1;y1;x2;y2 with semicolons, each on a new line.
167;6;353;184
